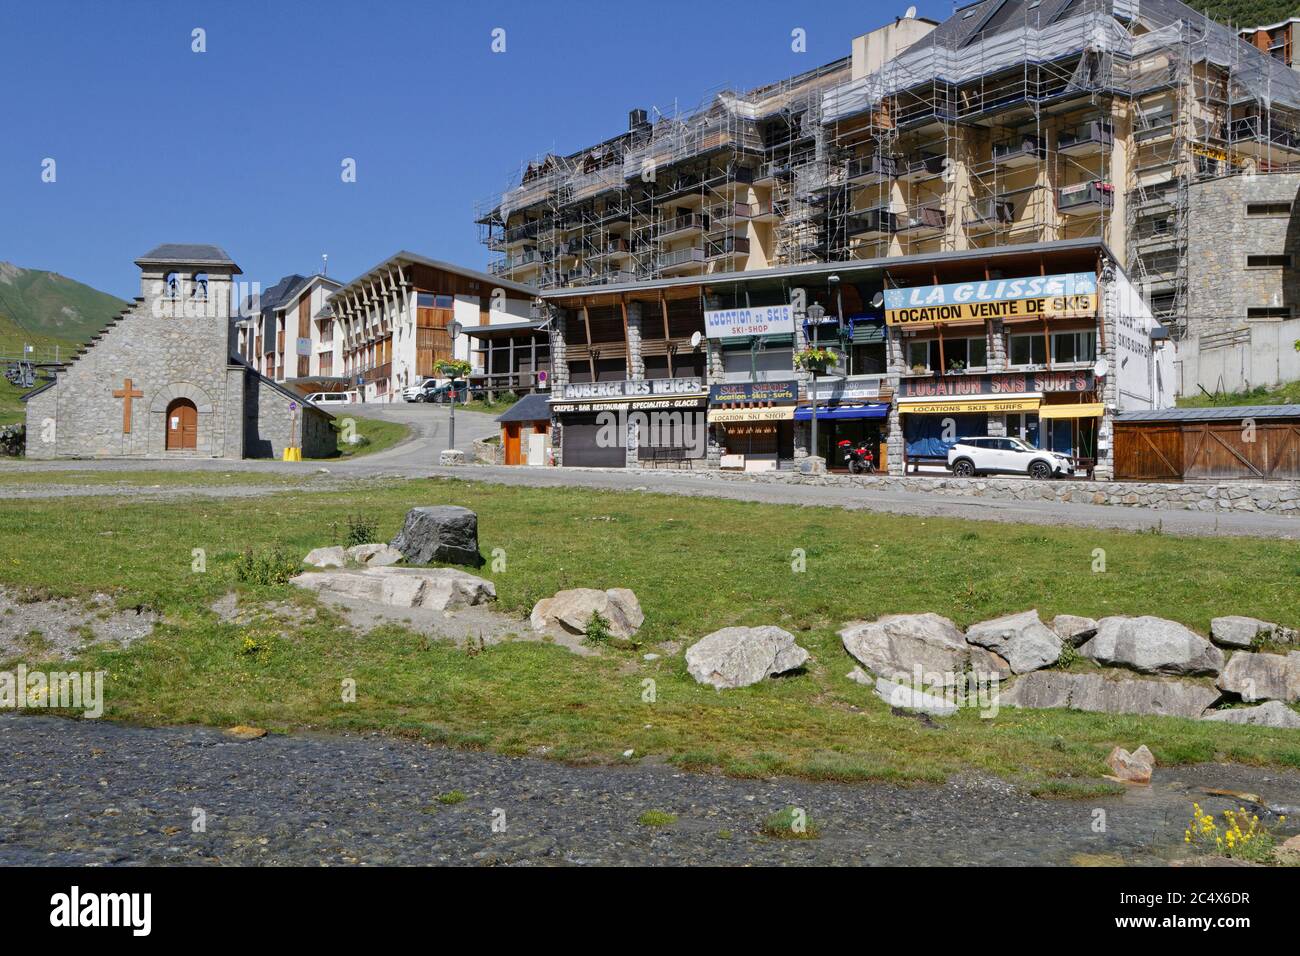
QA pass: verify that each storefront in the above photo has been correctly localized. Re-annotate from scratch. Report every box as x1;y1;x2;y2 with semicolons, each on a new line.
897;370;1098;469
800;377;891;471
708;380;797;471
552;378;708;468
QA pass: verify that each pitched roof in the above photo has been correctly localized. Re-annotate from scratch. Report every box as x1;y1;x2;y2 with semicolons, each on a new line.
495;392;553;423
331;250;539;300
135;244;241;273
1117;404;1300;423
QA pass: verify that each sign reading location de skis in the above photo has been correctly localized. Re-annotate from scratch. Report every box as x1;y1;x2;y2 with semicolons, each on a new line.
883;273;1098;327
704;304;796;338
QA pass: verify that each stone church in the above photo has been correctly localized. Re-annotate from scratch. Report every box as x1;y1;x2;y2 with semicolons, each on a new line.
23;244;335;460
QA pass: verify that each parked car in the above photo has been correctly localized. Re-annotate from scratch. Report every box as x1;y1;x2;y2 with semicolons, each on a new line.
401;377;439;402
416;379;468;404
947;437;1073;480
304;391;360;407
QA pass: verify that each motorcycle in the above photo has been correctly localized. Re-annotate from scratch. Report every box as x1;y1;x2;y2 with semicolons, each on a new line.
838;439;875;475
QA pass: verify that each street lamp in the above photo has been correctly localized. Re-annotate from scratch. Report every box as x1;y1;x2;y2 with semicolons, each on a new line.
447;321;463;455
806;302;825;470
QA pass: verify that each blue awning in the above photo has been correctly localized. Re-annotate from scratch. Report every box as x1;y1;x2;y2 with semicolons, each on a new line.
793;403;890;421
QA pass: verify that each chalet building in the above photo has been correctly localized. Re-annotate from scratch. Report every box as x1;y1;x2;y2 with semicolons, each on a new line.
22;245;334;460
535;239;1175;477
324;252;541;402
235;273;343;393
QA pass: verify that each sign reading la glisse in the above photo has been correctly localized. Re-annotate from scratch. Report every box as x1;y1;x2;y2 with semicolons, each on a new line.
884;273;1098;327
897;370;1094;398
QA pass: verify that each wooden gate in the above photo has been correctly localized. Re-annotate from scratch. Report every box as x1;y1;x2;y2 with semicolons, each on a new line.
1113;424;1182;480
1115;420;1300;481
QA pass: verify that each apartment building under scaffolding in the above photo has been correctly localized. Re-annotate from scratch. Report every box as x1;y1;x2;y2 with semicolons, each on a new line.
476;0;1300;339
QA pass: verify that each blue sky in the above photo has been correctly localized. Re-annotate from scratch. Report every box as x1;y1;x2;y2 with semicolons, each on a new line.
1;0;952;299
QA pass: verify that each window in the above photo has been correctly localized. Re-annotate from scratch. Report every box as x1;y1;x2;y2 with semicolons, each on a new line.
1247;202;1292;217
907;340;935;371
1009;333;1048;366
1247;254;1291;268
417;293;456;309
1050;330;1097;364
945;335;987;371
1247;306;1292;320
850;342;886;375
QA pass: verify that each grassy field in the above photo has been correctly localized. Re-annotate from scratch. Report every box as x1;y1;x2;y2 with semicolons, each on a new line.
458;394;520;415
0;469;338;487
0;380;31;427
3;478;1299;791
1178;379;1300;408
325;415;409;459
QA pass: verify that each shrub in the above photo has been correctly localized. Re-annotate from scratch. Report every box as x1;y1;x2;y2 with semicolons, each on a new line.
637;810;677;827
0;423;25;457
436;790;467;805
1055;641;1081;670
343;514;378;548
1185;803;1281;863
233;549;299;586
584;610;613;645
761;806;819;840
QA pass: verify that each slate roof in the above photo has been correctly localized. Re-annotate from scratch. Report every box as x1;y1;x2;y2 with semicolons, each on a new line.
495;392;553;423
1117;404;1300;422
135;244;240;272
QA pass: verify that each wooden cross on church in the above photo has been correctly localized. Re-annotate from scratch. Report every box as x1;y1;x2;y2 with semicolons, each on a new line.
112;378;143;433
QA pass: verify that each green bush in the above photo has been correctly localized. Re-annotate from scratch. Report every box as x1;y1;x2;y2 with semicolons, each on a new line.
233;549;299;586
341;514;378;548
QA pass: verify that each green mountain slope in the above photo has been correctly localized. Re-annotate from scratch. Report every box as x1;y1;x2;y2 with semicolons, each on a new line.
1199;2;1300;28
0;261;129;352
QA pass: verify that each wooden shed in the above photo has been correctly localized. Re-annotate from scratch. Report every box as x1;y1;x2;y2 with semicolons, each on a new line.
495;393;553;466
1113;405;1300;481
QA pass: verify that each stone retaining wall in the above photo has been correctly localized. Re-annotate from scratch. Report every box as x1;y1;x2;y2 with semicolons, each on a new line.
663;469;1300;517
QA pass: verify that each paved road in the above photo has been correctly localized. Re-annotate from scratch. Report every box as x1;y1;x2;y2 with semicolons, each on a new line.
2;401;1296;538
4;714;1295;866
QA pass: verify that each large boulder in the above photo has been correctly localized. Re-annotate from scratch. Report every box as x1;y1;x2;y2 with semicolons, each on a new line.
303;546;346;569
965;610;1062;674
685;626;808;690
346;543;404;567
840;613;1009;684
1080;616;1224;676
1211;616;1298;649
1216;650;1300;704
390;506;482;567
1002;671;1218;719
530;588;644;640
1051;614;1099;646
874;677;957;717
291;566;496;611
1202;701;1300;729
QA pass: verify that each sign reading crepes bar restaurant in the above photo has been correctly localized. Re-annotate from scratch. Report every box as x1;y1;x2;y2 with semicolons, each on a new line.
708;380;798;404
883;273;1098;327
897;370;1094;399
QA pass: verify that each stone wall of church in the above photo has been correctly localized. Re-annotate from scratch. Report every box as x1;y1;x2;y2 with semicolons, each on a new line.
22;299;236;459
242;371;335;459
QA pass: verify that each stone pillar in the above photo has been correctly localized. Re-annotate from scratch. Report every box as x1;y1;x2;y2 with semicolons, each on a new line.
702;294;726;468
549;307;567;467
1095;270;1118;481
626;302;645;381
885;326;906;475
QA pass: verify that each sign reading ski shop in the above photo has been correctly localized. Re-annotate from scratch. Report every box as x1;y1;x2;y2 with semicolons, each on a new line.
884;273;1098;327
704;304;796;338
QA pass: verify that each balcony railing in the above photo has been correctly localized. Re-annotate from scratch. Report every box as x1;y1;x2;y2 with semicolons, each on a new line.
706;236;751;259
846;207;897;237
896;205;946;234
1057;121;1113;154
657;213;710;240
900;152;946;181
992;134;1046;166
964;198;1014;228
846;154;898;184
1057;181;1114;215
657;247;705;269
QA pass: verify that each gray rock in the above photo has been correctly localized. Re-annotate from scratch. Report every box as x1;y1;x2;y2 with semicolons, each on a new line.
1080;616;1224;676
965;610;1062;674
685;626;809;690
846;666;874;687
439;449;466;466
1211;616;1298;649
346;543;404;567
1051;614;1099;646
530;588;644;640
291;567;496;611
390;506;482;568
1106;745;1155;784
873;677;958;717
1216;650;1300;704
1202;701;1300;729
840;613;1008;685
1002;671;1218;719
303;546;346;569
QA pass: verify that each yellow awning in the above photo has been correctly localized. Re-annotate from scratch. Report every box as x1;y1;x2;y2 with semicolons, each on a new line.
900;397;1041;415
1038;403;1105;419
708;406;796;424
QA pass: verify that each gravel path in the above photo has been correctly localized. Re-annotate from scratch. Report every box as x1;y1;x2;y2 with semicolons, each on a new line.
4;714;1298;866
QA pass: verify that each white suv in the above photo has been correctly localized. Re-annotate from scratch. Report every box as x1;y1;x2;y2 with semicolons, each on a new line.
947;437;1074;480
402;378;441;402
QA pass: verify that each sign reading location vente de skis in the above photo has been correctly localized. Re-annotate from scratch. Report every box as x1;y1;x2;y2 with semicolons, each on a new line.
883;273;1098;327
704;304;796;338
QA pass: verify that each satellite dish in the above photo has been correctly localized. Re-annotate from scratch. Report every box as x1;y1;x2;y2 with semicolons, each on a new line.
1093;358;1109;379
871;292;885;309
904;5;917;19
690;331;703;349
